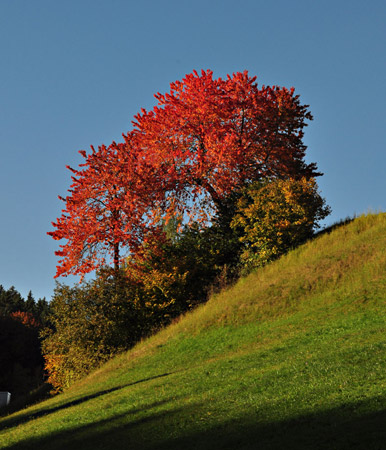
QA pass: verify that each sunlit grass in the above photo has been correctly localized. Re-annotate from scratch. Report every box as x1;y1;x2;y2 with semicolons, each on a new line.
1;212;385;449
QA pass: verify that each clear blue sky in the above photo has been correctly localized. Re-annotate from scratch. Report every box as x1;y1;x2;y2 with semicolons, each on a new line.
0;0;385;301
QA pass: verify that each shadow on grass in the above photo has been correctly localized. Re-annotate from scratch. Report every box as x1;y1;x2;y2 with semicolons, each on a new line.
0;371;173;431
3;396;386;450
0;383;53;417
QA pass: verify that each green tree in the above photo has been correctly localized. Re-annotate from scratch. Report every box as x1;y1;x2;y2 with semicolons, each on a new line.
0;286;24;315
24;291;35;313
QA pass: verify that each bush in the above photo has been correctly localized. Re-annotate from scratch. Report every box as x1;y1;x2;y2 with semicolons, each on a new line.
231;177;330;272
129;217;242;315
42;271;152;391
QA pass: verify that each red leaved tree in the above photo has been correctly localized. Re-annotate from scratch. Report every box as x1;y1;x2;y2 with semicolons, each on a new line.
131;70;320;219
10;311;40;329
49;70;321;278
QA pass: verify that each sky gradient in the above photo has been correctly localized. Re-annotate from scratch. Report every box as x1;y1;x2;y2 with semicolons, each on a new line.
0;0;385;300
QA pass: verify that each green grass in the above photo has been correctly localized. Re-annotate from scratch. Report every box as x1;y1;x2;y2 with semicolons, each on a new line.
1;213;386;449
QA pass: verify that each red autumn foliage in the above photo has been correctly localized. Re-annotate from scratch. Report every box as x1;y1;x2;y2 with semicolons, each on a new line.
49;70;320;278
10;310;40;329
131;70;319;211
48;138;171;278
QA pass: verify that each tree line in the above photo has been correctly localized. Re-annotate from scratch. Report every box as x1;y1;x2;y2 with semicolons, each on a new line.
0;286;50;403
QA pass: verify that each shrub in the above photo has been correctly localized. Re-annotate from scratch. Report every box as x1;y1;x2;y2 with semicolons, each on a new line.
42;271;151;391
231;177;330;272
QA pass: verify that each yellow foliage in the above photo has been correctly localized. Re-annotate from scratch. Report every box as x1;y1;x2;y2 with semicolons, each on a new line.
231;177;330;271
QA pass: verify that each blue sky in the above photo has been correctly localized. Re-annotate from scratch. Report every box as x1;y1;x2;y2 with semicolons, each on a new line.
0;0;385;300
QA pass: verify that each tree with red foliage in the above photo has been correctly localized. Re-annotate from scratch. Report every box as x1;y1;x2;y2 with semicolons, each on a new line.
131;70;319;216
9;311;40;329
49;70;320;278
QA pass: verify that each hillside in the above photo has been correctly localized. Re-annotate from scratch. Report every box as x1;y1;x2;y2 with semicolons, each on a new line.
1;213;385;450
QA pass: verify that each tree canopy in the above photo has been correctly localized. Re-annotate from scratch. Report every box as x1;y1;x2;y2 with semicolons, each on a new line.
49;70;321;278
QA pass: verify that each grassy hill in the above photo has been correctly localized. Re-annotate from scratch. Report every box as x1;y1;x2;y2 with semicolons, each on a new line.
1;213;385;449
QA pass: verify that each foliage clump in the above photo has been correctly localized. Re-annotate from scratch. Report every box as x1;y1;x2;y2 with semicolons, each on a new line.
232;177;331;272
42;271;147;391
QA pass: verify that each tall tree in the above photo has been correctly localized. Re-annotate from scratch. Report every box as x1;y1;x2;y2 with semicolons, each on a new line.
49;70;321;278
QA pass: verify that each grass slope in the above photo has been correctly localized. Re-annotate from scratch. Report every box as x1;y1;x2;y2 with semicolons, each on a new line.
1;213;385;450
